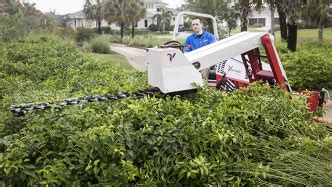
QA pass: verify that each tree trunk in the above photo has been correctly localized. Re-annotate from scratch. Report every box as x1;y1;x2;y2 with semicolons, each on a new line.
287;23;297;52
240;13;248;32
120;23;124;38
318;22;323;42
131;23;135;38
239;0;250;32
276;2;287;41
270;0;275;36
97;20;101;35
240;17;248;32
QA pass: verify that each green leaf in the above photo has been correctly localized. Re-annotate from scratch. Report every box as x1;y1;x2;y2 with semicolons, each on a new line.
4;167;11;175
93;159;100;166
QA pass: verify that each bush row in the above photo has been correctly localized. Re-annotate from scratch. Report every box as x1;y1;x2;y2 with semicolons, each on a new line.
278;41;332;90
0;38;147;136
0;38;331;186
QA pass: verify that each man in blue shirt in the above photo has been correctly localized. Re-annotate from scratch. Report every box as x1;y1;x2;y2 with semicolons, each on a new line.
184;17;217;52
184;17;217;85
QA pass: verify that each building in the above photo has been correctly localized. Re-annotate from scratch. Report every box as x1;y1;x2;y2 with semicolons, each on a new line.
249;5;279;28
226;0;279;28
64;0;179;31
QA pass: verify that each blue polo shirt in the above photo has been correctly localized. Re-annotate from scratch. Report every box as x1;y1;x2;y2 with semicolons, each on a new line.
184;31;217;52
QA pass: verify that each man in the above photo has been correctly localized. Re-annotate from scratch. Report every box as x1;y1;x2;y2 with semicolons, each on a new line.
184;17;217;86
184;17;217;52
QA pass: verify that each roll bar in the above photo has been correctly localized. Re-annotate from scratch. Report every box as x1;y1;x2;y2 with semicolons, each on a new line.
172;11;219;40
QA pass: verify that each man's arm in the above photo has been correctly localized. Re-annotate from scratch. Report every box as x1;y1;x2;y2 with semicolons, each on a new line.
184;36;192;53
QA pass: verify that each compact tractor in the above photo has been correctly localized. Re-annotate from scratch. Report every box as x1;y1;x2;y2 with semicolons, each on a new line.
147;11;328;114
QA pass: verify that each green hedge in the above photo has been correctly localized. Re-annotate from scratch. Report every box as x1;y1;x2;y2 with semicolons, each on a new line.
279;42;332;90
0;38;331;186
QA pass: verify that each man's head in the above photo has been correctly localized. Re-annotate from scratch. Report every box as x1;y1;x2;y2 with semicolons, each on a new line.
191;17;203;35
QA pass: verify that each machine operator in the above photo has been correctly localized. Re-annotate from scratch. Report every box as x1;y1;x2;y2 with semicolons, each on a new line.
184;17;218;86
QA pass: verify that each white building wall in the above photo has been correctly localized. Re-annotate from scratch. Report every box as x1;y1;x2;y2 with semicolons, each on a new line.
250;6;279;28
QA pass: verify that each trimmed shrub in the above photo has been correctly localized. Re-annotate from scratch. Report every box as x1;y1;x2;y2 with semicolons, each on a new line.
279;42;332;90
75;28;96;44
93;26;112;34
88;36;110;54
148;24;158;32
0;38;331;186
109;29;150;36
56;28;76;39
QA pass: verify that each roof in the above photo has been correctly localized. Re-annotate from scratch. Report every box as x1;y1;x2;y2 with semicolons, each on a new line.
166;8;179;15
63;10;85;19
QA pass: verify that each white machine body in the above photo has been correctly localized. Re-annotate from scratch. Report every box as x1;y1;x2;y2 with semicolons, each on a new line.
147;47;203;93
147;32;281;93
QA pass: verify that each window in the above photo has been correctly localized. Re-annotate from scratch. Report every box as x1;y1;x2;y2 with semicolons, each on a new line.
249;18;257;26
144;20;148;27
258;18;266;26
157;8;161;12
249;18;266;26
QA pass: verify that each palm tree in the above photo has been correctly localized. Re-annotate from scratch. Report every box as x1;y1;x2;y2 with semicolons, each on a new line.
153;8;173;31
103;0;130;38
83;0;103;34
236;0;252;32
127;0;146;38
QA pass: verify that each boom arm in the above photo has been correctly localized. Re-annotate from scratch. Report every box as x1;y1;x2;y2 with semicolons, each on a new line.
185;32;265;71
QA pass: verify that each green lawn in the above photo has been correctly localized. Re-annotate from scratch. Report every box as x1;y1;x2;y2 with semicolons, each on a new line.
230;27;264;33
91;53;131;68
274;27;332;43
230;27;332;43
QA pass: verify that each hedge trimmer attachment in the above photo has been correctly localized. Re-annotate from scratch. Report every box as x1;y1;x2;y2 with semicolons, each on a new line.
9;87;161;116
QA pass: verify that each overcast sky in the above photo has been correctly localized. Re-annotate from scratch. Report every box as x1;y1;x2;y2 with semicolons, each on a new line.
30;0;184;15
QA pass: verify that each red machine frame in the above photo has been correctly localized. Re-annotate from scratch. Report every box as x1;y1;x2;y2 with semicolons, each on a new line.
215;34;321;113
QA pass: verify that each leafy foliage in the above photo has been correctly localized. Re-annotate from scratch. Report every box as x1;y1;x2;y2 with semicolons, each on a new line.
148;23;158;32
0;1;58;41
184;0;239;32
87;36;111;54
0;38;331;186
279;41;332;90
83;0;103;35
75;28;96;44
152;8;173;32
0;14;24;42
301;0;331;42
